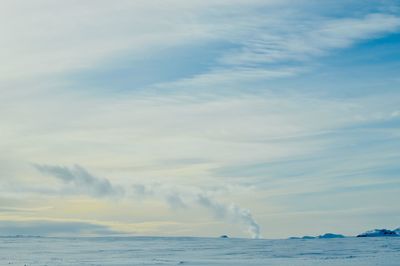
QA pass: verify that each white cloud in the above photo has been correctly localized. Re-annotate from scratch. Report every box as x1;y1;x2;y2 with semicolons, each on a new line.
220;13;400;66
1;0;398;87
0;0;281;82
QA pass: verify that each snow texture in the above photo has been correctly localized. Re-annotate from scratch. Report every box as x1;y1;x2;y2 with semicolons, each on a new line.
0;236;399;265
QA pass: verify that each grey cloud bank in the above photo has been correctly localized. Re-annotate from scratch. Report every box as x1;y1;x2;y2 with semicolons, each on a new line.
34;164;123;198
0;220;120;237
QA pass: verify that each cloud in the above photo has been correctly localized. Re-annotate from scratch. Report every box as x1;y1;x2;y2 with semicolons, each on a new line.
0;0;280;82
145;10;400;90
132;184;187;209
34;164;123;198
1;1;398;87
0;207;53;213
220;13;400;66
0;220;120;236
391;110;400;118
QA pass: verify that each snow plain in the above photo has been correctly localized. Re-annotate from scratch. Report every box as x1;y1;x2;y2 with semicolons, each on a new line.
0;236;399;265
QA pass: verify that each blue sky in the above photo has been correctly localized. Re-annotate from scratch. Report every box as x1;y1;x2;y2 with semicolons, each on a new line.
0;0;399;238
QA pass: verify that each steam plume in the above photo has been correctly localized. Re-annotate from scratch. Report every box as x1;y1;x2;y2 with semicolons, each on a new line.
35;165;261;238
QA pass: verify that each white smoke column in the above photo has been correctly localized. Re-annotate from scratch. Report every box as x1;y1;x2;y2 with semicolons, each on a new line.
196;194;261;239
133;184;262;238
230;204;261;239
35;165;262;238
133;184;261;238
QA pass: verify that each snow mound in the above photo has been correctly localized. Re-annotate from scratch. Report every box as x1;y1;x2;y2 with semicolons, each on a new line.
357;229;399;237
317;233;345;239
289;233;344;239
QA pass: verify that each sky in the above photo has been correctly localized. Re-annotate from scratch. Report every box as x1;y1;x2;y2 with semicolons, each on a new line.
0;0;399;239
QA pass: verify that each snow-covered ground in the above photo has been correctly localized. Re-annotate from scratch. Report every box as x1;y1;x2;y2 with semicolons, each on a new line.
0;236;399;265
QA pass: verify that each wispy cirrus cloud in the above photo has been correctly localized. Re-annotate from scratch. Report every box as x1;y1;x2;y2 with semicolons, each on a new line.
1;0;398;88
220;13;400;66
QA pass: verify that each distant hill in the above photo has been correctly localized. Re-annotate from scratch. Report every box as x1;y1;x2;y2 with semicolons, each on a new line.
357;228;399;237
289;233;345;239
289;227;400;240
318;233;345;239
